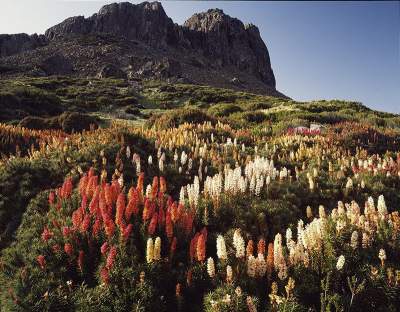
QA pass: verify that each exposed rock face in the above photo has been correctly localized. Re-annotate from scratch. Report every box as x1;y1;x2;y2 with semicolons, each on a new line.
0;33;47;57
45;2;179;49
183;9;275;87
0;1;284;97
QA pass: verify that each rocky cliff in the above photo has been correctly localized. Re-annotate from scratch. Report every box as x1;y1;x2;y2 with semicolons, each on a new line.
0;1;284;96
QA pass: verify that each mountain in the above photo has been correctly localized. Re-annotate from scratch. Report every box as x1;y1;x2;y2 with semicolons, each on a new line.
0;1;285;97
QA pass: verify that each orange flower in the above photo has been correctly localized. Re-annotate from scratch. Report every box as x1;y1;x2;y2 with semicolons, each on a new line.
266;243;274;280
246;240;254;258
257;239;266;255
196;233;206;262
148;212;158;235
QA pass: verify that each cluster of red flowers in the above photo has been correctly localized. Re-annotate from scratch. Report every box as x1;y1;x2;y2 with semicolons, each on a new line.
189;227;208;262
38;167;196;284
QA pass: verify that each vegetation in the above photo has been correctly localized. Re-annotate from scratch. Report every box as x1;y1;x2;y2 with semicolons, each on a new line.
0;77;399;311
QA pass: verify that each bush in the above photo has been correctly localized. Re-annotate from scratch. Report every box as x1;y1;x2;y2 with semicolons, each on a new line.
208;104;243;117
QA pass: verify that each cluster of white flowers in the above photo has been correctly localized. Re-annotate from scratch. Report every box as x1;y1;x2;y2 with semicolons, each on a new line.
146;237;162;263
187;176;200;210
233;229;245;258
216;235;227;260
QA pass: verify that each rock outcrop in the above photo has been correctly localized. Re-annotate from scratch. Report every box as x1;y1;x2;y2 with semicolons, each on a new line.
0;33;47;57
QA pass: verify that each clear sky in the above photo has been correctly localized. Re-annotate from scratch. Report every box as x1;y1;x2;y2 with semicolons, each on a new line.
1;1;399;113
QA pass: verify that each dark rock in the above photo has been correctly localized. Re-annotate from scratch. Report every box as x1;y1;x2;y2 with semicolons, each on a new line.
39;54;73;75
0;33;47;57
97;64;126;79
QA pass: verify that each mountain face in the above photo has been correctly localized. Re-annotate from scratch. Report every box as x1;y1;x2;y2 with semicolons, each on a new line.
0;1;284;97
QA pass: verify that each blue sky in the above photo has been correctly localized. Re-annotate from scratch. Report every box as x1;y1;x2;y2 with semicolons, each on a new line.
1;1;399;113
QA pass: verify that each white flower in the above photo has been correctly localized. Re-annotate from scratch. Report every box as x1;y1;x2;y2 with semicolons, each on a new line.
336;255;345;270
146;238;154;263
153;237;161;261
216;235;227;260
378;249;386;261
207;257;215;278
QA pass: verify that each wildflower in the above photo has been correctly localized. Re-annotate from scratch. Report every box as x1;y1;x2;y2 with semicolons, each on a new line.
246;240;254;258
350;231;359;249
115;193;125;226
41;227;53;242
256;253;267;277
257;239;266;255
64;243;73;257
233;229;245;258
100;266;110;284
101;242;109;255
336;255;345;270
146;238;154;263
106;246;117;269
247;255;257;278
216;235;227;260
377;195;388;218
175;283;181;297
285;277;295;298
122;223;133;241
306;206;313;219
266;243;274;280
378;249;386;266
154;237;161;261
235;286;242;297
226;265;233;283
246;296;257;312
207;257;215;278
196;233;206;262
37;255;46;270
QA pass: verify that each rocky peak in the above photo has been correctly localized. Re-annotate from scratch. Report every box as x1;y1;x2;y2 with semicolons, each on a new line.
183;8;275;87
45;1;176;48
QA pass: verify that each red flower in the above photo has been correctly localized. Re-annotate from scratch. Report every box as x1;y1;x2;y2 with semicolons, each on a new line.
100;266;110;284
106;246;117;269
115;193;126;226
101;242;109;255
64;243;73;257
37;255;46;269
165;212;173;240
122;224;133;241
148;212;158;235
48;191;55;205
104;218;115;238
92;217;102;237
41;227;53;242
81;214;91;233
62;226;72;238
